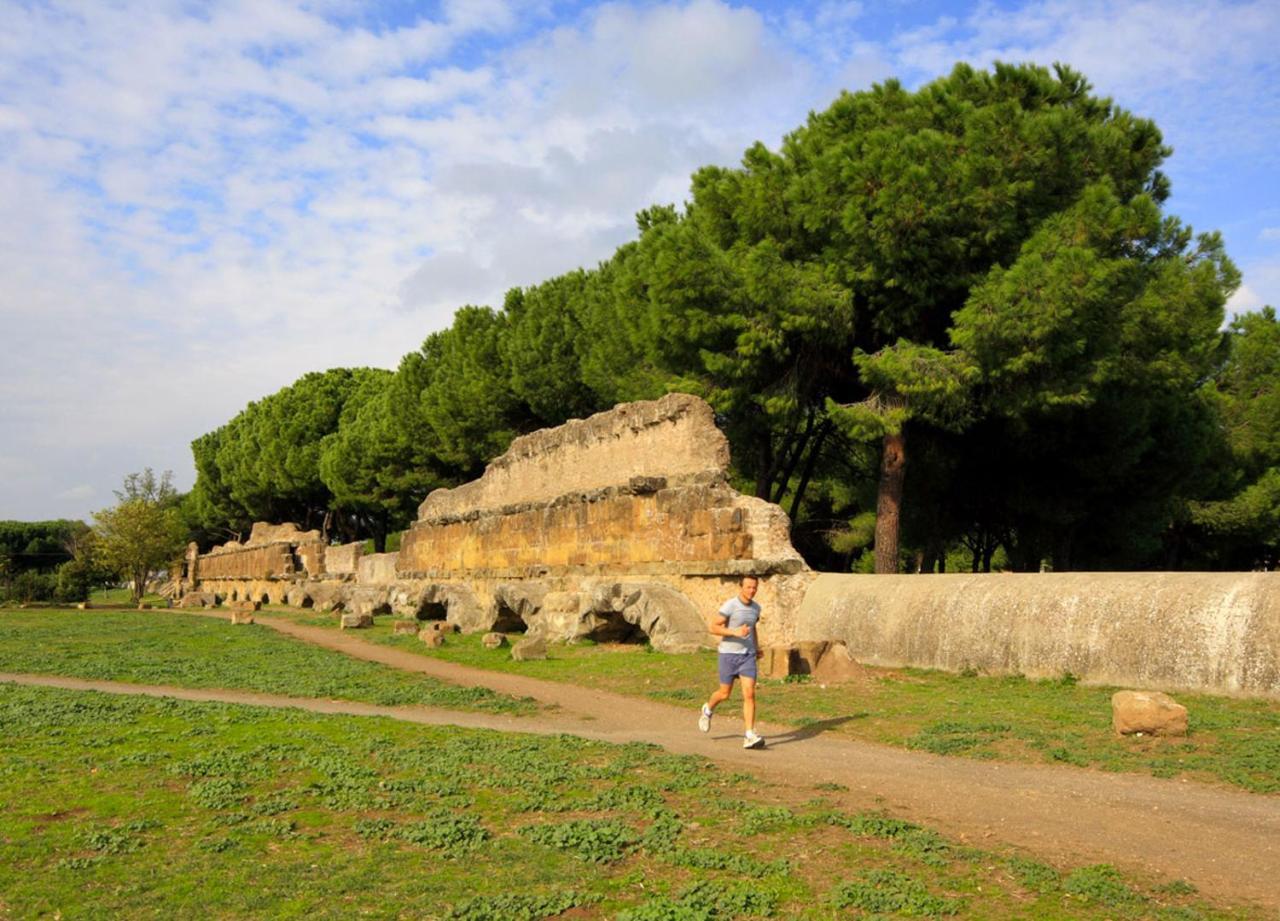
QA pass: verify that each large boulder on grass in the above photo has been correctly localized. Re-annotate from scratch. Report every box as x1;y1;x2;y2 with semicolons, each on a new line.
511;635;547;661
1112;690;1188;737
482;632;507;649
340;612;373;630
392;620;418;635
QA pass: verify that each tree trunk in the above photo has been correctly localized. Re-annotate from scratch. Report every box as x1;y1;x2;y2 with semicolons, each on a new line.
874;429;907;574
789;424;829;521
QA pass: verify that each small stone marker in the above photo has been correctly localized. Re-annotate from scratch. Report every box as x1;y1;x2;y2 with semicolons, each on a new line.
511;635;547;661
137;603;152;610
76;602;90;610
482;632;507;649
1112;690;1188;737
760;646;792;679
341;612;373;630
230;610;255;625
419;629;444;647
392;620;418;635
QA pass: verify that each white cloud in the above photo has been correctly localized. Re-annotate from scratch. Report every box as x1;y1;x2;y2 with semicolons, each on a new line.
1;0;1278;521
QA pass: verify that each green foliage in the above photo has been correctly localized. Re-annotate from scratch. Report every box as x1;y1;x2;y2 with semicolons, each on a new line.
396;813;490;854
519;818;640;863
447;891;597;920
829;869;963;916
93;470;187;604
1064;864;1148;909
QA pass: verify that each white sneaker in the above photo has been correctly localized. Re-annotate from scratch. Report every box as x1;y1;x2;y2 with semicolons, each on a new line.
698;704;712;733
743;730;765;749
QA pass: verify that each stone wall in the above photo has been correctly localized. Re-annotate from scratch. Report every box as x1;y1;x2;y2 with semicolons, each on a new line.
798;572;1280;697
415;393;729;521
186;394;809;652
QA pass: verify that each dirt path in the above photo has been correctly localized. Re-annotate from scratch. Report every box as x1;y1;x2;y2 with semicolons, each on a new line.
9;611;1280;910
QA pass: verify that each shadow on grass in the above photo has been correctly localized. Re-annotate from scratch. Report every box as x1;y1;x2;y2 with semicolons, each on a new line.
768;713;869;746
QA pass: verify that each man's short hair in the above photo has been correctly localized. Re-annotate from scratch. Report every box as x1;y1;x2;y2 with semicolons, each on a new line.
741;574;759;584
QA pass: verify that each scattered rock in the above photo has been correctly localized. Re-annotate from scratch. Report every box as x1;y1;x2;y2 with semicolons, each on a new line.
810;642;863;683
340;612;373;630
228;599;261;612
137;603;152;610
511;635;547;661
760;646;793;679
176;591;218;609
76;602;91;611
419;629;444;647
1112;690;1188;737
392;620;418;635
230;610;255;626
482;632;507;649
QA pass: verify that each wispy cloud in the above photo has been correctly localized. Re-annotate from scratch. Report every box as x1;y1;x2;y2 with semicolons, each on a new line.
1;0;1277;520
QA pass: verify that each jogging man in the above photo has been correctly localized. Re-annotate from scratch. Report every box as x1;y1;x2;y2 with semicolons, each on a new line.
698;574;765;749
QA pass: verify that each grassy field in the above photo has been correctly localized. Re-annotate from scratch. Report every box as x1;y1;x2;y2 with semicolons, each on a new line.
0;682;1259;920
0;609;533;714
278;611;1280;795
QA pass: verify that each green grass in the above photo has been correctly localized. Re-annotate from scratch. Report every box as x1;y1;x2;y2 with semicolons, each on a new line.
0;609;533;714
273;610;1280;794
0;682;1261;920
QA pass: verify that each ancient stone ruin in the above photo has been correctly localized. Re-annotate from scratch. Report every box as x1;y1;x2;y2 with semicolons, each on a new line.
176;393;1280;697
180;394;810;652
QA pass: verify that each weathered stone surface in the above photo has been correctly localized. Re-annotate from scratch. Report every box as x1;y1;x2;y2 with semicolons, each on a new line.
348;586;390;618
76;602;90;610
417;394;730;522
358;552;399;585
419;629;444;647
247;522;322;546
809;642;863;683
760;646;793;680
308;582;348;613
176;591;218;609
511;635;547;661
482;632;507;649
228;599;261;612
324;542;363;575
340;612;373;630
230;610;255;625
392;619;418;635
1112;690;1189;736
797;572;1280;696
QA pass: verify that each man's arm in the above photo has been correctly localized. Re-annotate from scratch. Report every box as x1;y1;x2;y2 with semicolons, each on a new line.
708;613;750;638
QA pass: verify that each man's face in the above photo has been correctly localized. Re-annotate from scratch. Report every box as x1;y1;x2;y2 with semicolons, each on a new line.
739;578;759;602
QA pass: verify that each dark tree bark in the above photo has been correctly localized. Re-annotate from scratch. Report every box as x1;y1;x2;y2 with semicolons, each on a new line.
874;429;907;574
789;423;830;520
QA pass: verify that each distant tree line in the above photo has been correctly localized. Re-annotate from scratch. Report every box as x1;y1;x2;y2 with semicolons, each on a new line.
180;62;1279;572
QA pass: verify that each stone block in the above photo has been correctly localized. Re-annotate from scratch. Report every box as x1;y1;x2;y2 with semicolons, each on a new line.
511;635;547;661
392;620;418;635
230;610;255;625
340;613;373;630
760;646;793;679
1112;690;1188;737
419;629;444;647
810;642;863;683
482;632;507;649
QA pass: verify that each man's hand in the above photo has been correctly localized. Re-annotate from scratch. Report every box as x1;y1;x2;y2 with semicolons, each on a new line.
735;625;751;637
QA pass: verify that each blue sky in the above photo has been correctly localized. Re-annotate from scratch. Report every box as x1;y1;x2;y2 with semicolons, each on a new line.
1;0;1278;522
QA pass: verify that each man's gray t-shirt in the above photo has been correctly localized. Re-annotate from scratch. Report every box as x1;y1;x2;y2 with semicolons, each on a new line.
716;596;761;655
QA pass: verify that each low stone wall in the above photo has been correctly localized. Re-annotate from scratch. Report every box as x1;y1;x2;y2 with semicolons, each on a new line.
797;572;1280;696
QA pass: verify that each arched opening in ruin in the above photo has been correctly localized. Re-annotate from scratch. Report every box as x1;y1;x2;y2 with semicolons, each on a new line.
298;594;314;609
414;600;449;622
228;588;239;602
259;592;271;606
585;610;647;645
491;597;528;634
